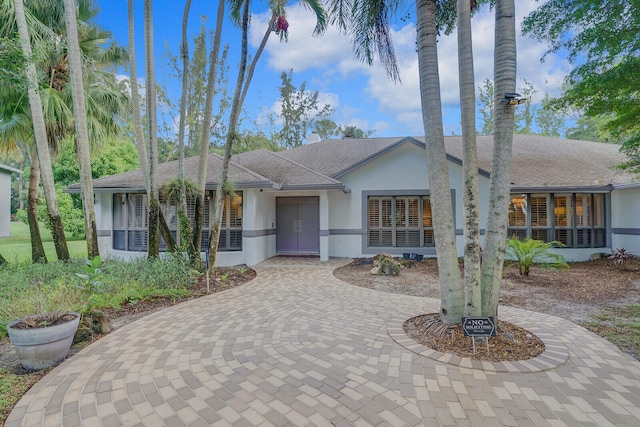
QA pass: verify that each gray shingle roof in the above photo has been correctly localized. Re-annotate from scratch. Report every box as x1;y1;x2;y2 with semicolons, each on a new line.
232;149;346;190
72;153;272;192
74;135;637;193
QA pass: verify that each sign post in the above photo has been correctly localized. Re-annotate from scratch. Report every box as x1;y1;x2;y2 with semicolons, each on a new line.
462;317;496;356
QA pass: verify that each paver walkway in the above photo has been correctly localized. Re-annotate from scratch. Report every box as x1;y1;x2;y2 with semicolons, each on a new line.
7;258;640;426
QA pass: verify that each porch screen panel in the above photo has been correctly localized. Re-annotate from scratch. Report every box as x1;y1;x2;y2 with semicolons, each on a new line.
368;197;392;247
554;195;573;247
576;194;605;248
592;194;605;247
396;197;420;247
159;195;178;251
127;194;148;251
226;194;243;251
530;195;549;242
422;197;434;246
113;194;126;250
368;195;433;248
508;195;527;239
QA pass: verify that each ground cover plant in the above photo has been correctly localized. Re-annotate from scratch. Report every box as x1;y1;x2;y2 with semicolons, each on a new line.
0;252;254;425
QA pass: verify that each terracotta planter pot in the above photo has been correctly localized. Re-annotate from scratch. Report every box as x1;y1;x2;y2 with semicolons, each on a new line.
7;312;80;370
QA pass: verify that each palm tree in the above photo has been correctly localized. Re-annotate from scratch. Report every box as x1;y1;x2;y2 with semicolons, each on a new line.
457;0;481;316
0;79;48;262
63;0;98;258
176;0;194;255
415;0;464;323
326;0;519;322
205;0;326;269
12;0;69;261
481;0;517;317
192;0;225;262
3;0;128;262
143;0;160;258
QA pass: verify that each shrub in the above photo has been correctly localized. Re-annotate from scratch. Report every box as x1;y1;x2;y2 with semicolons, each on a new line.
505;237;569;276
608;248;632;269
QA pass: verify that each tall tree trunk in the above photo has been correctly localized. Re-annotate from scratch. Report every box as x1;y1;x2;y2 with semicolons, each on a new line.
416;0;464;324
128;0;175;255
481;0;517;317
13;0;69;261
192;0;225;262
144;0;160;258
27;148;47;263
177;0;193;253
457;0;481;316
206;10;277;269
63;0;99;258
127;0;149;188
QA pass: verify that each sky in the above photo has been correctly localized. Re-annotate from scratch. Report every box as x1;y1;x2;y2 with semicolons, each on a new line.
94;0;570;141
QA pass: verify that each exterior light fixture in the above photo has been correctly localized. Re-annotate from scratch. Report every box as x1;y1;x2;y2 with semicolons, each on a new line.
501;92;527;105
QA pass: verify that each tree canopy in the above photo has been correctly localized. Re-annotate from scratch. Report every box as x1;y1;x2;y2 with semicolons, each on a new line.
523;0;640;172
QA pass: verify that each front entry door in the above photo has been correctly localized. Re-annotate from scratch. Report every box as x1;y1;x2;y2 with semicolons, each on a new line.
276;197;320;254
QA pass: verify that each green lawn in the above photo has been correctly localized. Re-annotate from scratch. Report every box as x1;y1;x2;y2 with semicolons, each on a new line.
0;221;87;263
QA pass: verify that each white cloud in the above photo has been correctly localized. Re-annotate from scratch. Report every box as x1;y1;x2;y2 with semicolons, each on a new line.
250;1;570;136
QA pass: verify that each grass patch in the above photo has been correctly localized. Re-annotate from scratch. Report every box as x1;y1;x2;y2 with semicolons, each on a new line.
580;304;640;359
0;369;45;426
0;222;87;263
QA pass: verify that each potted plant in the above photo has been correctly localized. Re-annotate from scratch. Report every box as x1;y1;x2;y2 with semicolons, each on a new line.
7;310;80;370
2;276;82;371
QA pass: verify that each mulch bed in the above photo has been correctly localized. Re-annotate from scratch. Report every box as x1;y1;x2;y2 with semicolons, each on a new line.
404;314;545;362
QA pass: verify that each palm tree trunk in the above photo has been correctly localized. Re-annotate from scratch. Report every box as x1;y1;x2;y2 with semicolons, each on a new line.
143;0;160;258
416;0;464;324
27;148;47;263
481;0;517;317
206;8;277;269
192;0;225;262
177;0;194;253
457;0;481;316
13;0;69;261
63;0;99;258
127;0;149;187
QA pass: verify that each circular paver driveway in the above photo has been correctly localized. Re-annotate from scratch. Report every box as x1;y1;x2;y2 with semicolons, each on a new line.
7;258;640;426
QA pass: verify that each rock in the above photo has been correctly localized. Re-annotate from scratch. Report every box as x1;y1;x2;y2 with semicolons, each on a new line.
73;323;93;344
371;253;401;276
590;253;606;261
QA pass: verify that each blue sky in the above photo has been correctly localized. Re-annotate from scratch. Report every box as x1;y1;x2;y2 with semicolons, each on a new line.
94;0;570;141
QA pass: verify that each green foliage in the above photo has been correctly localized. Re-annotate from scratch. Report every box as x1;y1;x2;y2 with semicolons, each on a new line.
0;37;27;88
238;266;247;274
52;137;140;188
523;1;640;171
274;69;335;148
75;256;104;311
477;78;494;135
505;237;569;277
0;254;198;338
39;190;85;238
0;276;83;336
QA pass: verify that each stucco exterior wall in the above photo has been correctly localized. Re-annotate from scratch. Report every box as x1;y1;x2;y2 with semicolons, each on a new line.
326;141;493;259
611;187;640;256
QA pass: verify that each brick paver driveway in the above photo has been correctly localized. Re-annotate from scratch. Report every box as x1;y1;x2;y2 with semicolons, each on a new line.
7;257;640;426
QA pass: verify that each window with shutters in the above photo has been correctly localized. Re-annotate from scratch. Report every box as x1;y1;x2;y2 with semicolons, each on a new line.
113;191;242;252
508;192;606;248
368;196;433;248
